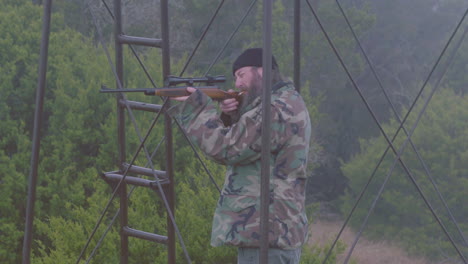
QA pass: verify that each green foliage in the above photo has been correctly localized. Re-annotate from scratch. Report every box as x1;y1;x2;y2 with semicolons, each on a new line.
8;0;466;263
339;88;468;259
303;1;377;161
300;240;346;264
297;204;344;264
444;29;468;96
300;1;377;202
1;2;317;263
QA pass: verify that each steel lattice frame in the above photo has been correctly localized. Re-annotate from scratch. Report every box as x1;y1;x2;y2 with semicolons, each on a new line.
23;1;468;264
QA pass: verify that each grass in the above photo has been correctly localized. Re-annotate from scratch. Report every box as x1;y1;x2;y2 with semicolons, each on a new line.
307;220;433;264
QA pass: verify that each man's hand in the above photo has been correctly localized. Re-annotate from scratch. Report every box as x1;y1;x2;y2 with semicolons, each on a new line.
171;87;197;101
219;89;239;114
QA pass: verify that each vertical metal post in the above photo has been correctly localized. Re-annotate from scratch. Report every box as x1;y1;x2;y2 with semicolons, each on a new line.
22;1;52;263
294;0;301;92
160;0;175;263
260;0;272;263
114;0;128;263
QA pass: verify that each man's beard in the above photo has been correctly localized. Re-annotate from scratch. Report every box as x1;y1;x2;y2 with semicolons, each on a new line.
239;73;262;110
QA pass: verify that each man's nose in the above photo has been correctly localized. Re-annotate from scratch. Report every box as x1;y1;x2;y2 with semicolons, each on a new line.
235;79;242;89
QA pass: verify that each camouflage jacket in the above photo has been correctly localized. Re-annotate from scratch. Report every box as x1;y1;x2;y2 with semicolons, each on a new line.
168;82;311;249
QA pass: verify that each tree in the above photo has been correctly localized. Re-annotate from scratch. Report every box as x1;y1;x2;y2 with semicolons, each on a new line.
0;1;367;263
339;87;468;259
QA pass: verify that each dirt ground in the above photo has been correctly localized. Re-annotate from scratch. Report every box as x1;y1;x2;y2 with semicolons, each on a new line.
308;220;433;264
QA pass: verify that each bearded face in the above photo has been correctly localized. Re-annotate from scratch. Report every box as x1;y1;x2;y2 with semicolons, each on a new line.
235;67;263;109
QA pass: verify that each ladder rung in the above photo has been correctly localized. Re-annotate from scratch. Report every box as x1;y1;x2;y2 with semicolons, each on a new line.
122;226;168;244
102;173;169;189
122;163;167;178
119;99;163;112
118;34;162;48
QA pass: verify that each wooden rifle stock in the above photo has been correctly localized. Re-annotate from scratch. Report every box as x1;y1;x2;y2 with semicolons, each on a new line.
100;85;244;102
153;87;244;102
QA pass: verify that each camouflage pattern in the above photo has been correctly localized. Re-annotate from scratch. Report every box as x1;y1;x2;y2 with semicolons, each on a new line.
168;82;311;249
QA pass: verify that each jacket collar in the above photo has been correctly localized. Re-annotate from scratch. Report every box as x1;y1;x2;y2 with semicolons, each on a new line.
239;81;293;114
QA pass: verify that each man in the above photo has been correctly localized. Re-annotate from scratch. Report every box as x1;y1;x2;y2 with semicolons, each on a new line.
169;48;311;263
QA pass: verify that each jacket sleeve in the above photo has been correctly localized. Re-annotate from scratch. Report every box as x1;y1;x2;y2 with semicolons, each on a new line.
168;89;284;166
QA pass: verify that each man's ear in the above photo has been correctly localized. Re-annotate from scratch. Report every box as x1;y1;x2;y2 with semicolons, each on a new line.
257;67;263;77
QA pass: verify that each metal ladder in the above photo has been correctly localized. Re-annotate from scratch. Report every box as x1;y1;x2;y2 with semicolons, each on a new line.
99;0;176;263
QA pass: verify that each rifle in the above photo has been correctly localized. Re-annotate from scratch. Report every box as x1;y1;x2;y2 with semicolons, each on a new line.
100;85;245;102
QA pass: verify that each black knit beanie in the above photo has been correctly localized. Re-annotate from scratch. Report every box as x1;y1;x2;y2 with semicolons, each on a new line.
232;48;278;75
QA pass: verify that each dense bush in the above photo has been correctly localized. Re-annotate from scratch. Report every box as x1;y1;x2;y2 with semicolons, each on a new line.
340;88;468;259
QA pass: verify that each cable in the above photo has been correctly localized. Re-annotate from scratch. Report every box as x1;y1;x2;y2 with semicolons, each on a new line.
174;0;261;195
122;92;193;264
321;1;468;262
99;0;228;223
342;22;468;264
85;136;165;263
341;0;468;242
74;0;466;259
100;0;158;88
179;0;227;76
303;1;468;263
77;2;192;263
77;3;168;262
99;0;225;195
204;0;258;75
172;118;221;194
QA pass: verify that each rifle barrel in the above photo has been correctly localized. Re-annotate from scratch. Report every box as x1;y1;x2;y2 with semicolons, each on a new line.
100;86;244;101
100;88;149;93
